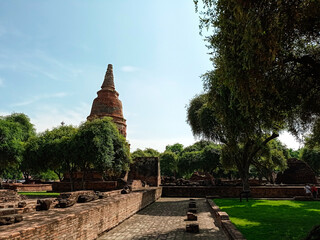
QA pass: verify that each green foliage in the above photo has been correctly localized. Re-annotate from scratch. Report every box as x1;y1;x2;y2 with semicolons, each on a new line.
0;166;22;180
201;144;220;171
160;143;184;177
0;113;35;175
178;151;203;177
188;0;320;189
187;92;280;189
195;0;320;134
72;117;131;179
182;140;213;153
25;125;78;181
165;143;184;155
131;148;160;159
4;113;35;141
21;116;131;182
33;170;59;181
301;121;320;176
160;151;178;177
18;192;60;196
306;120;320;149
250;139;288;183
288;148;302;159
301;148;320;176
214;199;320;240
177;141;221;178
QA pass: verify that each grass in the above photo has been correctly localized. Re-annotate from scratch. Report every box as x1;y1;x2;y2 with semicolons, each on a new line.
214;199;320;240
18;191;60;196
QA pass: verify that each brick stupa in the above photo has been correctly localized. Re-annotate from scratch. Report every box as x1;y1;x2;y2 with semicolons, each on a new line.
87;64;127;137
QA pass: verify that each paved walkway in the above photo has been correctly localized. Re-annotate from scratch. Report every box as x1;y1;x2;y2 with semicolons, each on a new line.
97;198;228;240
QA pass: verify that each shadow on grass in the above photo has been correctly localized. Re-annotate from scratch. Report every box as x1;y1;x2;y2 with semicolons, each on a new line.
214;199;320;240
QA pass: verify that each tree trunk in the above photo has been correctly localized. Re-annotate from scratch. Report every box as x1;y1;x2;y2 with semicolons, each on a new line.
54;170;63;182
241;172;250;191
68;170;74;192
237;159;251;191
258;175;263;185
81;171;86;190
23;172;29;183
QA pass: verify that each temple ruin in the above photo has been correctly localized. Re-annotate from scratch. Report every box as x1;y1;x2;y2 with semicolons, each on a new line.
87;64;127;137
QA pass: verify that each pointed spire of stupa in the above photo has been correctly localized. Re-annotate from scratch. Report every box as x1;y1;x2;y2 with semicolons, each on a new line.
101;64;115;90
87;64;127;137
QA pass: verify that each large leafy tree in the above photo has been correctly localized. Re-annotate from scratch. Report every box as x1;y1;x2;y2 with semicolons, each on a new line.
190;0;320;190
177;141;221;178
43;125;77;181
160;151;179;177
22;125;78;187
160;143;184;177
300;148;320;176
195;0;320;133
0;113;35;179
187;92;279;190
300;121;320;176
75;117;131;182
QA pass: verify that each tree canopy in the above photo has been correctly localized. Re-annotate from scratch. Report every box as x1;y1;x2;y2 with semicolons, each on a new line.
131;148;160;159
195;0;320;134
186;0;320;189
76;118;131;179
187;91;279;189
1;114;131;186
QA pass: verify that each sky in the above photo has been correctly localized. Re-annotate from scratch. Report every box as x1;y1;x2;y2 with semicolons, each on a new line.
0;0;301;152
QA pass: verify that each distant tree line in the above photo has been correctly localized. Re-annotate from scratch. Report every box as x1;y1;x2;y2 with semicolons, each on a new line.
132;140;320;182
1;113;320;188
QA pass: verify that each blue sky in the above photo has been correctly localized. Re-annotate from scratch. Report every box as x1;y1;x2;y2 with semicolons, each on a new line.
0;0;300;151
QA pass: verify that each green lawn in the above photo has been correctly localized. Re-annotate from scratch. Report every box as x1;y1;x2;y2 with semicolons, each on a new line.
214;199;320;240
18;191;60;196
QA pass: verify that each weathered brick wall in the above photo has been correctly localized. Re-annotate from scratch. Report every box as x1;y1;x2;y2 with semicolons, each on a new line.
162;186;306;198
129;157;161;187
3;184;52;192
0;190;23;203
52;181;117;192
0;187;162;240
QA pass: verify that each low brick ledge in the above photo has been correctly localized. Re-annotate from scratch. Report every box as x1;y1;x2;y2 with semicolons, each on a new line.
0;187;162;240
206;198;246;240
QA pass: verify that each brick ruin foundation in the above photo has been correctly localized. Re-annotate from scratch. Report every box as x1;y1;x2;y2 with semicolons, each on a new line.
162;185;306;198
3;183;52;192
276;158;318;184
0;187;162;240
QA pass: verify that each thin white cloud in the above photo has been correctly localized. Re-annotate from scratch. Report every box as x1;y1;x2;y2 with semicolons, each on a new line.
121;66;139;73
0;49;85;82
11;92;68;107
0;111;10;117
31;102;90;132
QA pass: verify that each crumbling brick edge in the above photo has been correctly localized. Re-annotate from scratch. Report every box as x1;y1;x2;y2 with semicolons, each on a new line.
206;197;246;240
0;187;162;240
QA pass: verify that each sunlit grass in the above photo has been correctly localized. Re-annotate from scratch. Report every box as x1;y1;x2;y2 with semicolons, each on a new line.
18;192;60;196
214;199;320;240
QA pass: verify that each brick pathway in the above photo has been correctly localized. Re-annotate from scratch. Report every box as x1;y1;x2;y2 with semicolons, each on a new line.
97;198;228;240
